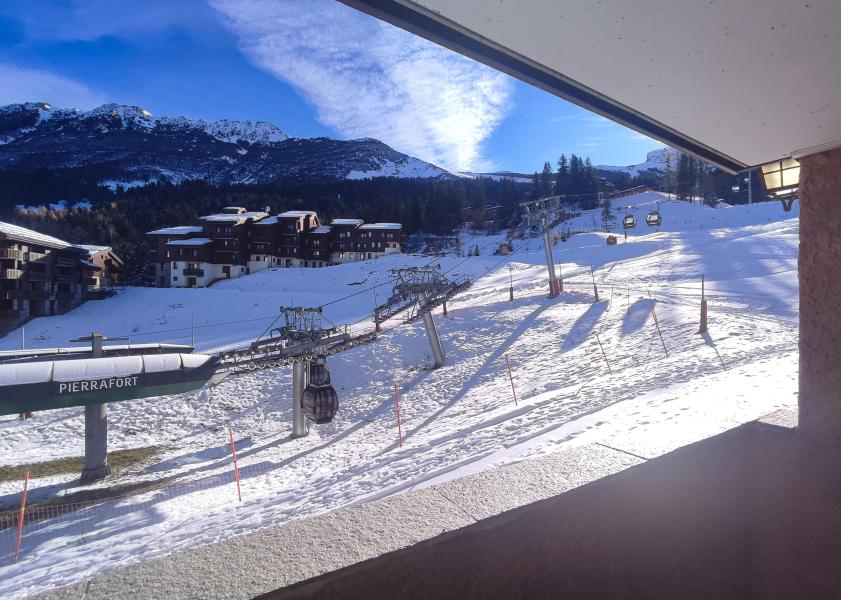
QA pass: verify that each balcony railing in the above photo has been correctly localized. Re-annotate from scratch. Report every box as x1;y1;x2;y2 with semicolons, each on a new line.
26;251;45;261
0;248;21;260
183;268;205;277
26;271;48;281
0;269;23;280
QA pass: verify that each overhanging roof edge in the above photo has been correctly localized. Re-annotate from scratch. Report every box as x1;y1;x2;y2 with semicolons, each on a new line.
339;0;749;174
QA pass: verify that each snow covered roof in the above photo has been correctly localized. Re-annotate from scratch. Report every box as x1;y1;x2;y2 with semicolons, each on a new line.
147;226;204;236
359;223;402;230
200;212;268;223
75;244;111;255
0;221;71;249
278;210;316;218
311;226;332;234
254;216;279;225
331;218;363;226
0;343;194;361
0;353;213;387
166;237;213;247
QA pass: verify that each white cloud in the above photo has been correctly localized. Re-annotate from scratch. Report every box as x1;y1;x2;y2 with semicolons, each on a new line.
0;64;107;109
209;0;513;172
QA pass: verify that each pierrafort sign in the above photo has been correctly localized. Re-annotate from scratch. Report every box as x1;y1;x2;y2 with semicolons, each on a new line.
0;354;220;415
57;376;140;395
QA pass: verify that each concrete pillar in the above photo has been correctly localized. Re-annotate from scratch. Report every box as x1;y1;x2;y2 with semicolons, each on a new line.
292;360;309;438
419;292;445;368
80;331;111;483
798;147;841;442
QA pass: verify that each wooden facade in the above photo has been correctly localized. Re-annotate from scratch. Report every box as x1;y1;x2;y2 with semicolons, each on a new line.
0;222;100;333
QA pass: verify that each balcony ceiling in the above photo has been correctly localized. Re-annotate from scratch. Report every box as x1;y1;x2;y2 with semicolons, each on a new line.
341;0;841;172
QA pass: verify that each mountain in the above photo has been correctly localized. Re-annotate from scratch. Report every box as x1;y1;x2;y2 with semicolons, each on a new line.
0;102;453;186
461;170;534;184
596;148;680;177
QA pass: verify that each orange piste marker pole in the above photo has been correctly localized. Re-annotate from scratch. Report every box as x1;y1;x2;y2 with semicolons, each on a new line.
13;468;30;563
229;429;242;502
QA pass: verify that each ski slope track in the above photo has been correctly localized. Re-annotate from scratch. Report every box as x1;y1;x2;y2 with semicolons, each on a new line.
0;193;799;598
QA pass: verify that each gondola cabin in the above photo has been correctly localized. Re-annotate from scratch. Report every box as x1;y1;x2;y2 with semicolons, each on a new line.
646;211;662;226
623;215;637;229
302;384;339;424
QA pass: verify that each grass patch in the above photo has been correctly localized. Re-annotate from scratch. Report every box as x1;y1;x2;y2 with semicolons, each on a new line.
0;445;165;484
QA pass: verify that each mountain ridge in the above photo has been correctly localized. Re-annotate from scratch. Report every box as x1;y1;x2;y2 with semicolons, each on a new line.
0;101;454;185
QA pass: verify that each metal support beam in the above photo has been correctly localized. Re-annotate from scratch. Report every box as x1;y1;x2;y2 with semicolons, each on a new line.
543;231;559;297
419;293;446;368
292;360;309;438
80;331;111;483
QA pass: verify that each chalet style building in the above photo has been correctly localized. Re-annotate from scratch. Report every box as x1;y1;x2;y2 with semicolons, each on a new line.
148;207;404;288
77;245;124;290
0;222;106;332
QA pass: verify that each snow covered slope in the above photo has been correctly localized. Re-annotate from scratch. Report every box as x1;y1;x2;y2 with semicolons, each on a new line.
0;193;799;597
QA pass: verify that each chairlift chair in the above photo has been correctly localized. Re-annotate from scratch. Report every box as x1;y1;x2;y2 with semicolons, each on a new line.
623;214;637;229
646;211;662;227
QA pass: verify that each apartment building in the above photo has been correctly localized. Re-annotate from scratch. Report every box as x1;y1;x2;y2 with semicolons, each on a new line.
148;208;404;288
0;222;102;332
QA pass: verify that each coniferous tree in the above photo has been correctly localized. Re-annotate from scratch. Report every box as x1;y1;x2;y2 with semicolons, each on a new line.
556;154;569;199
601;195;615;232
539;161;554;197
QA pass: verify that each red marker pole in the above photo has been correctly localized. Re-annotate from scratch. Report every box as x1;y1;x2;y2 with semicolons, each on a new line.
13;468;30;563
504;354;518;406
228;429;242;502
394;383;403;448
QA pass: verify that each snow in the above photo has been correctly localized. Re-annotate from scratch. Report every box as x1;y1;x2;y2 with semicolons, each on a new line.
147;226;204;236
331;219;363;226
0;193;801;597
203;118;290;145
312;226;332;234
165;238;212;247
278;210;316;218
0;354;212;386
75;244;111;255
598;147;681;176
102;179;153;192
359;223;402;230
0;221;71;249
346;156;450;180
200;212;267;223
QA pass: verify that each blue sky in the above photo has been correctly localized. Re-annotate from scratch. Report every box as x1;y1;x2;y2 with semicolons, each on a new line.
0;0;661;173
